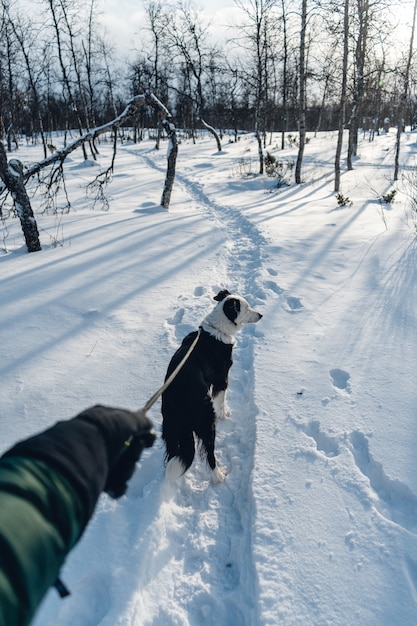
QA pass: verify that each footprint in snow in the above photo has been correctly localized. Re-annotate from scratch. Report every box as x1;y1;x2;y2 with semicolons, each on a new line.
330;368;351;393
166;308;185;326
302;420;340;458
289;417;340;459
194;285;206;297
264;280;284;295
349;430;417;534
285;296;304;312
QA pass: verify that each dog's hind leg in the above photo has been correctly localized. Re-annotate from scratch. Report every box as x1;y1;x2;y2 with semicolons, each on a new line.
166;456;187;481
165;431;195;481
196;406;227;484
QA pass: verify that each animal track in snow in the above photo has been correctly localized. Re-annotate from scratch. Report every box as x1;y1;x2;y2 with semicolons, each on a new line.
164;302;197;350
292;414;417;536
301;420;340;458
166;308;185;326
285;296;304;312
349;430;417;534
264;280;284;295
330;368;351;393
289;417;340;459
194;285;206;297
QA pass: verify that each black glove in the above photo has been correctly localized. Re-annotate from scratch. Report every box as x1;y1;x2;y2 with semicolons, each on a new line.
105;411;156;498
2;405;156;525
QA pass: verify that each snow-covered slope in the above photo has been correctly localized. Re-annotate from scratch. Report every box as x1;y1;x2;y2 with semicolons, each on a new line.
1;128;417;625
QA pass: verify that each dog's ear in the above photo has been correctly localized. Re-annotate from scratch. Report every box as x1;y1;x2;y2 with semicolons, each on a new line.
214;289;231;302
222;297;241;324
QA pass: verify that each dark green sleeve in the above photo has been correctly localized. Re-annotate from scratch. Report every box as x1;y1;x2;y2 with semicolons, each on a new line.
0;457;84;626
2;405;154;522
0;405;155;626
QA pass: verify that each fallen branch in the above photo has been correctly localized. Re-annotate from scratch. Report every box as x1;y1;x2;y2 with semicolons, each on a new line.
0;91;178;251
24;94;148;181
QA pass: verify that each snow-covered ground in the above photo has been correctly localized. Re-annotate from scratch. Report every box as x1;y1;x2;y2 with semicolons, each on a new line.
1;127;417;625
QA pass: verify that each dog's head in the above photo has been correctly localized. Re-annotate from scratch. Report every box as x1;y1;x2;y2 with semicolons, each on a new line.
201;289;262;342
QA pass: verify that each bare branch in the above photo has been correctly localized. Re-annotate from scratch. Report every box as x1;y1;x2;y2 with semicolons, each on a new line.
24;94;148;181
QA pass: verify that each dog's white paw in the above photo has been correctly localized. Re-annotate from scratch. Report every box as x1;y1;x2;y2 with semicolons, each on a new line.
165;457;186;482
219;406;231;420
212;391;230;420
211;465;227;484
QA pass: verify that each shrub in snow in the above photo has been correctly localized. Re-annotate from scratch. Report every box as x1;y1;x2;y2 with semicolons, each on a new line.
264;152;293;187
336;192;353;207
382;189;396;204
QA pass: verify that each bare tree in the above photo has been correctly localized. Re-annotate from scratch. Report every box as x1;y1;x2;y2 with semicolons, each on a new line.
234;0;279;173
142;0;168;149
280;0;290;150
335;0;350;192
82;0;100;129
165;1;222;150
1;1;49;157
346;0;389;169
0;8;19;151
295;0;307;184
0;142;41;252
393;0;417;180
45;0;91;159
346;0;369;169
0;93;178;251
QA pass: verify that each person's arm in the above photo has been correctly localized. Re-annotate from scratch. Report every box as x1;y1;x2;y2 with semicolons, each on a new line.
0;405;155;626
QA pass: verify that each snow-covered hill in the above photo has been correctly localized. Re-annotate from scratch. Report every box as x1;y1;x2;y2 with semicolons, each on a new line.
1;128;417;625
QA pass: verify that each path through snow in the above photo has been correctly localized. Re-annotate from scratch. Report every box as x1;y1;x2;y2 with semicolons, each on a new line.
90;145;268;625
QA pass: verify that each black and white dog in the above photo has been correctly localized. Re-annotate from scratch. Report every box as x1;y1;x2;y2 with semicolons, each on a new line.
161;289;262;483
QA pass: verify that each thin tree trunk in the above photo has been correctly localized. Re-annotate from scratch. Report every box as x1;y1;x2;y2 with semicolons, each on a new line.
47;0;88;161
394;0;417;180
347;0;369;171
160;120;178;209
145;93;178;209
295;0;307;184
201;118;222;151
281;0;289;150
256;129;264;174
0;142;41;252
335;0;349;192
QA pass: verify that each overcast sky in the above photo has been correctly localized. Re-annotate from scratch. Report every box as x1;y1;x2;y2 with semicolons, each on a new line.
100;0;416;60
100;0;239;56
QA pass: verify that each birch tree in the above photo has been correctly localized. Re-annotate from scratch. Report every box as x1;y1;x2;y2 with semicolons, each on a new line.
295;0;307;183
280;0;290;150
165;1;222;150
0;142;41;252
393;0;417;180
234;0;279;173
334;0;350;192
0;93;178;251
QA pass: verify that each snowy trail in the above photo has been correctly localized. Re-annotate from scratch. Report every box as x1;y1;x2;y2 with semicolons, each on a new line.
139;148;267;294
101;146;269;625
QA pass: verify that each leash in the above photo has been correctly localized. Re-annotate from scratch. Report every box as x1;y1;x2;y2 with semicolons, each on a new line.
141;328;201;413
111;327;202;466
114;327;202;459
